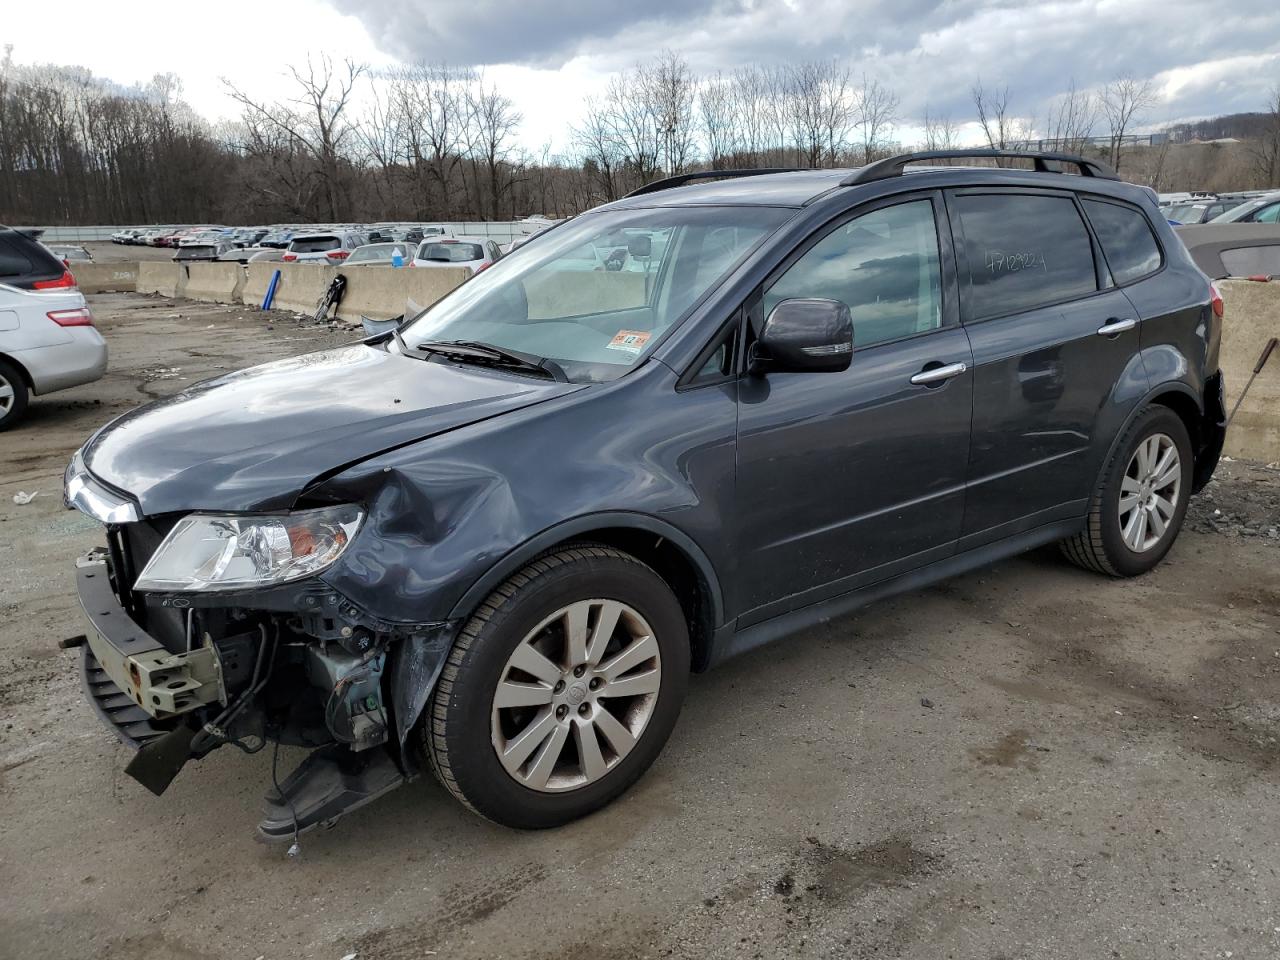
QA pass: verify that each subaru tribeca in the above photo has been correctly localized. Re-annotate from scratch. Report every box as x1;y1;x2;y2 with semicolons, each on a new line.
64;151;1225;839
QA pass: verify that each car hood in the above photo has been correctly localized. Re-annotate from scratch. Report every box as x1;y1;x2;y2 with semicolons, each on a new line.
84;343;583;515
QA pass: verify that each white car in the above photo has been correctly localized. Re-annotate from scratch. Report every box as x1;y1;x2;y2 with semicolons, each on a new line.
282;231;368;263
411;236;503;274
0;227;107;430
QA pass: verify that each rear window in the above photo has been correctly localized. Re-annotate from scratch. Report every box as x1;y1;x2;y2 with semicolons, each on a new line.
176;245;217;259
954;193;1098;320
290;236;340;253
418;242;483;262
1082;199;1162;284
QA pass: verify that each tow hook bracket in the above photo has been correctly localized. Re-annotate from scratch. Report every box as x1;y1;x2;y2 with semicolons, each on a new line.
125;724;199;795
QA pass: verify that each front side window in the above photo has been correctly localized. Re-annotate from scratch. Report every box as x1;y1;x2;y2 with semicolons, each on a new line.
1252;202;1280;224
954;193;1097;319
403;206;788;382
1082;199;1162;284
763;199;943;348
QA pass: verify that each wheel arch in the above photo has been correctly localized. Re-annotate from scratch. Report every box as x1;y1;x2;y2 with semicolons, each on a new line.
447;512;725;673
1098;380;1202;488
0;351;34;389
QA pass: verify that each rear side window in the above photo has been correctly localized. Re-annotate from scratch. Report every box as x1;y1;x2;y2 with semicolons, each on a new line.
1082;199;1162;284
0;237;35;279
953;193;1097;319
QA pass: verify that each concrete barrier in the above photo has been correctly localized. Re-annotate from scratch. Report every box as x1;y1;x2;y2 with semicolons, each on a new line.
184;262;244;303
250;263;338;315
72;262;138;293
136;261;185;298
1220;280;1280;463
333;266;471;323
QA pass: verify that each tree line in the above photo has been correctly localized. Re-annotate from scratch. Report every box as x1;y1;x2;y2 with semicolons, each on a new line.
2;44;1278;227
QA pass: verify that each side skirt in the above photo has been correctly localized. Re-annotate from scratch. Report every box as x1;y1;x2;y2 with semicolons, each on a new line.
708;517;1083;667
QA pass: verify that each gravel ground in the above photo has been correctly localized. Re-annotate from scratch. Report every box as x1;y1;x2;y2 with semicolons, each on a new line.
1;293;1277;960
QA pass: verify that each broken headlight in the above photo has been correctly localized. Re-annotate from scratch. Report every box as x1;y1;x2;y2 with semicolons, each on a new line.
134;505;363;592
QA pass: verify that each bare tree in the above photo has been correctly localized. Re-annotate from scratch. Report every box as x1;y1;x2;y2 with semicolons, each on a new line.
465;78;522;219
1100;74;1158;172
224;54;365;220
922;107;960;150
645;51;697;175
972;79;1014;149
1045;80;1099;153
854;74;899;163
1247;84;1280;187
699;71;738;166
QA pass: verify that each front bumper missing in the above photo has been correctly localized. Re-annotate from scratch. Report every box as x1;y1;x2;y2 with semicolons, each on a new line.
76;552;226;721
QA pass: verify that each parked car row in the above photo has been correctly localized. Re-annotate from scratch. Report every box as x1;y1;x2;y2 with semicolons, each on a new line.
1160;190;1280;226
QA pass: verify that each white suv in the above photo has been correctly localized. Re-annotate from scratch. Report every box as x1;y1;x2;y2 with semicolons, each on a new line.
282;231;368;263
0;227;107;430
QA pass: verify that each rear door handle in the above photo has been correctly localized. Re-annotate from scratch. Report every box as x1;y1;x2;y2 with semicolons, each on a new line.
1097;318;1137;336
910;361;967;385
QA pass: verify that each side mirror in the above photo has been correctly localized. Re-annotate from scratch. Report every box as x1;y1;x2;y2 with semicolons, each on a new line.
750;298;853;374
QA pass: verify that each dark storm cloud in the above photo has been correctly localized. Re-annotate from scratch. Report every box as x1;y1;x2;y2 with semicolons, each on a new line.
332;0;1280;124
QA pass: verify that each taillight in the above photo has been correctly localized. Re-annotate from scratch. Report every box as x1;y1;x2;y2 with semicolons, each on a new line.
473;262;489;274
48;307;94;327
326;250;350;260
33;270;77;291
282;253;297;262
1210;281;1224;319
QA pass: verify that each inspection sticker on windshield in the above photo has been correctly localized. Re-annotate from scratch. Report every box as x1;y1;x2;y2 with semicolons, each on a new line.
606;330;651;354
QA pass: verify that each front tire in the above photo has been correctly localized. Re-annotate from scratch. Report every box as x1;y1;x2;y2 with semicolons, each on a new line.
424;545;690;828
1061;405;1193;577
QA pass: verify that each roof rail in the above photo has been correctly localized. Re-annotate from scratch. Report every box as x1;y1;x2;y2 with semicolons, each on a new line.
840;149;1119;187
624;168;806;198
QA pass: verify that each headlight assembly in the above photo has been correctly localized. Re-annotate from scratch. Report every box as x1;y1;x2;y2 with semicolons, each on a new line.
134;505;363;593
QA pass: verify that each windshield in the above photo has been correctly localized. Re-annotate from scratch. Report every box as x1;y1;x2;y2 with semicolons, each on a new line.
1167;203;1207;223
402;205;790;382
418;242;484;262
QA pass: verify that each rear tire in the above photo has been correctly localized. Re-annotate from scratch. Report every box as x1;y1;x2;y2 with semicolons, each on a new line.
424;545;690;828
0;359;30;431
1060;405;1193;577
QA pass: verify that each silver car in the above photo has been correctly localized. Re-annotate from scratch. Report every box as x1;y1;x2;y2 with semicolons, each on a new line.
0;227;107;430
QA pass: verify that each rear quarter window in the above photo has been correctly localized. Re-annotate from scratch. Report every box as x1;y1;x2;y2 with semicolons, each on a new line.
953;193;1097;320
1082;198;1163;284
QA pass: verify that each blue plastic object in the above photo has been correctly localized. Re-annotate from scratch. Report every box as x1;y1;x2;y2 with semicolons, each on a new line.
262;269;281;310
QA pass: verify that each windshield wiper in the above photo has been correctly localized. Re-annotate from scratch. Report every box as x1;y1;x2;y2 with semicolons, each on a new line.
414;339;569;382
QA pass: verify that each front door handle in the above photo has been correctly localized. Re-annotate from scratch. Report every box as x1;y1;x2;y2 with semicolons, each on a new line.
910;361;967;385
1097;317;1137;337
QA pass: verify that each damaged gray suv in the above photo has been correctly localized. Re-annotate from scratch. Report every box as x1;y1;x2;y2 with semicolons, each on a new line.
66;151;1226;839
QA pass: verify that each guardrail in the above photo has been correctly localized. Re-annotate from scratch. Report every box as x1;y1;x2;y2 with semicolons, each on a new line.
34;222;545;243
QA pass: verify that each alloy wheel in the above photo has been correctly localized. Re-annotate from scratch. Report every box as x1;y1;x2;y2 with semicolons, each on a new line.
490;599;661;793
1118;432;1181;553
0;373;13;414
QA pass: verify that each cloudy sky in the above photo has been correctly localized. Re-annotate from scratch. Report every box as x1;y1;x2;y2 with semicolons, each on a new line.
6;0;1280;150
